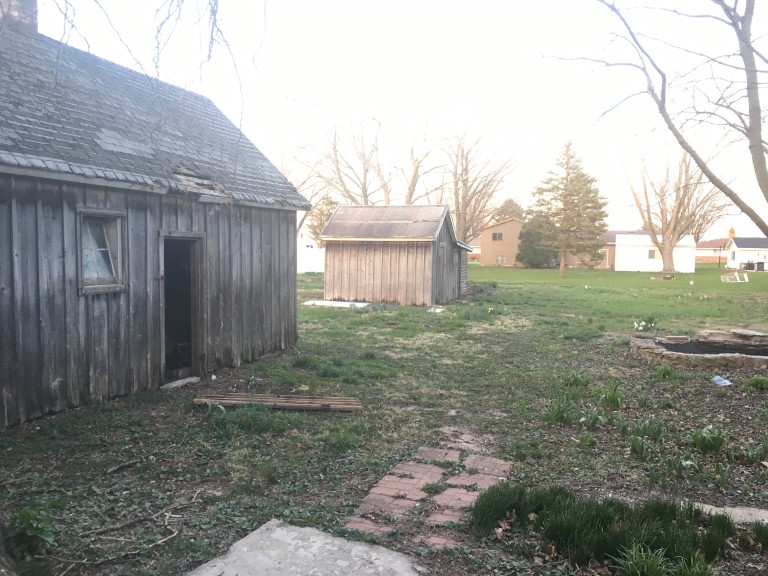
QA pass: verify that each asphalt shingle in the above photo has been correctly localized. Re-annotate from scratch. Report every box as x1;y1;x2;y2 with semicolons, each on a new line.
0;25;310;210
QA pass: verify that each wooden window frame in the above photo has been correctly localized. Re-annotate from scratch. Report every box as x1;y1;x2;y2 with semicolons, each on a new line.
492;232;503;241
77;207;128;295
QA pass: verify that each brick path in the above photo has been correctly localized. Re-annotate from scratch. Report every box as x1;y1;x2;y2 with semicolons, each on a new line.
344;447;511;547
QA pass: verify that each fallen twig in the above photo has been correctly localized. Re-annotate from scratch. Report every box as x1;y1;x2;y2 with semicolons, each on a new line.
150;530;178;548
79;490;203;538
106;459;141;475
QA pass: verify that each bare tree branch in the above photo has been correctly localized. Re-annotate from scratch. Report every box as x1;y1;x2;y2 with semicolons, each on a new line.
593;0;768;236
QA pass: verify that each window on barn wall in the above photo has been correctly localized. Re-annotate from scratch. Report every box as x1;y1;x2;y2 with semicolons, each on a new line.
648;249;656;260
492;232;503;241
78;210;127;294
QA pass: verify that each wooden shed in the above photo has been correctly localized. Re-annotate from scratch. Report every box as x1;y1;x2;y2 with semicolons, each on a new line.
320;205;471;306
0;22;310;426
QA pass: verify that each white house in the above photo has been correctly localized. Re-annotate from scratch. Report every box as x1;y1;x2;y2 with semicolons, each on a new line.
725;237;768;271
614;233;696;273
297;232;326;274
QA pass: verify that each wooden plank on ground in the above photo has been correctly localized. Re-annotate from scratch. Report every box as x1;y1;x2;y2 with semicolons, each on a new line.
193;393;362;412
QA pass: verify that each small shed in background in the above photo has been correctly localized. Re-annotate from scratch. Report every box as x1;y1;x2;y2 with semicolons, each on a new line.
725;237;768;270
614;233;696;273
320;205;471;306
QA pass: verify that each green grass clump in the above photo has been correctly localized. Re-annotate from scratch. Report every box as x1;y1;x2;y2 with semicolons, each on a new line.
745;376;768;391
654;364;675;379
206;403;302;439
613;546;714;576
634;418;666;441
471;484;713;569
599;382;624;410
470;481;526;532
691;427;726;454
752;522;768;549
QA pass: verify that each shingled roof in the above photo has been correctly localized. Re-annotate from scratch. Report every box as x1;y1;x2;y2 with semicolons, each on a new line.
729;237;768;249
0;24;310;210
321;204;471;249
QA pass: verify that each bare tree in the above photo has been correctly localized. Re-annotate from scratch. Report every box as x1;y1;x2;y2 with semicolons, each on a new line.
592;0;768;236
631;153;730;271
443;135;510;243
313;124;390;206
313;123;444;207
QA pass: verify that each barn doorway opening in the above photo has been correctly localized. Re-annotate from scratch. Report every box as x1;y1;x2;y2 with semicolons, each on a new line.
164;238;194;381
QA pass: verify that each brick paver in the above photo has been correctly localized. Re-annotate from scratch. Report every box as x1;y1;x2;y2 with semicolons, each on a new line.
424;508;466;525
414;447;462;462
462;454;510;477
389;462;445;484
344;516;393;536
345;447;511;542
433;487;480;509
423;535;460;549
448;472;500;490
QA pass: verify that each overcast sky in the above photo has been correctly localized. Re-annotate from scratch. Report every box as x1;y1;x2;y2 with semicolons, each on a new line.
37;0;766;239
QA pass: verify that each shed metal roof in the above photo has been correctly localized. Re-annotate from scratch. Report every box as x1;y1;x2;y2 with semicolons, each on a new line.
0;25;310;210
321;205;471;250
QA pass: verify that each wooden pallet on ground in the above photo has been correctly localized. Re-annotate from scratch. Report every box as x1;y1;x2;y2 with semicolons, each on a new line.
193;393;362;412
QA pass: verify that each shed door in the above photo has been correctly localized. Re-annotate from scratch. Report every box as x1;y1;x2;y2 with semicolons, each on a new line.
161;236;204;382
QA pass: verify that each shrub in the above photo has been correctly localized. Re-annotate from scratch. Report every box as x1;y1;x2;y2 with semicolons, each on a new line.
5;509;56;559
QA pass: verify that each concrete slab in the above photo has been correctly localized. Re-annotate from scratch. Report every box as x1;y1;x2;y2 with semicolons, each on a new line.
186;519;423;576
303;300;372;308
695;503;768;525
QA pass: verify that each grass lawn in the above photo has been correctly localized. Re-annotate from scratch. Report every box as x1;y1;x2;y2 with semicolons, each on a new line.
2;266;767;575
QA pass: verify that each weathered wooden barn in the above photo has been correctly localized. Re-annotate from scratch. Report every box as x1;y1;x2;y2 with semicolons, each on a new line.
320;205;471;307
0;19;310;426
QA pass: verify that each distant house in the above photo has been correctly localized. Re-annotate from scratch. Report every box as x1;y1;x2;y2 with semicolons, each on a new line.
479;219;523;266
695;238;729;264
320;205;471;306
0;17;310;426
725;237;768;271
614;233;696;273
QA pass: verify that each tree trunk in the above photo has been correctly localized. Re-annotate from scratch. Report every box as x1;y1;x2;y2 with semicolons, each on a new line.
559;251;567;278
660;242;675;272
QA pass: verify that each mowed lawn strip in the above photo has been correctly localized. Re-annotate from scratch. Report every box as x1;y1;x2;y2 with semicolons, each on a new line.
1;265;767;575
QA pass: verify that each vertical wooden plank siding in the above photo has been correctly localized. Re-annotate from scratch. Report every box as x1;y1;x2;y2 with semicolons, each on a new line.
38;184;67;411
17;185;42;419
1;176;301;426
251;210;266;357
260;210;274;353
231;208;243;365
0;177;15;426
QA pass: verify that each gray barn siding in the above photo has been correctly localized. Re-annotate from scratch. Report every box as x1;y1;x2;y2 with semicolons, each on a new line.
324;241;434;306
0;175;297;427
431;220;463;305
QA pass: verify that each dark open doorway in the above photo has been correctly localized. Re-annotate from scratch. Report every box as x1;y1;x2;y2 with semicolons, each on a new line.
164;238;193;380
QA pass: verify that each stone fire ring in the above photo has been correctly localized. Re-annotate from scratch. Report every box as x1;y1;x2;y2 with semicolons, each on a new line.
631;329;768;371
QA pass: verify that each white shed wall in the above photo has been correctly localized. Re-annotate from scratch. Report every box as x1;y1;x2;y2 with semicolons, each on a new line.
614;235;696;273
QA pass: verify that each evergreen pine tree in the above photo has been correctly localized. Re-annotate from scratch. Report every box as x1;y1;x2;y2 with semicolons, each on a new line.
532;143;608;277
